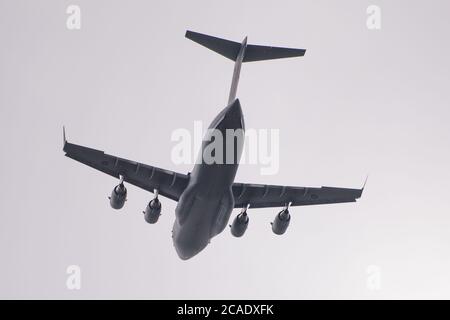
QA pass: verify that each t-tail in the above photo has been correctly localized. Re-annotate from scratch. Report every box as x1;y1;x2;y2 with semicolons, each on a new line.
185;30;306;104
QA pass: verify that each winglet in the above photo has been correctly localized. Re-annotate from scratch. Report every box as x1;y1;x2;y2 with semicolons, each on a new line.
63;126;67;150
362;175;369;192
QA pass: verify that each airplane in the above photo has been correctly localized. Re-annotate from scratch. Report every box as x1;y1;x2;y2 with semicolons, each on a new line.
63;30;364;260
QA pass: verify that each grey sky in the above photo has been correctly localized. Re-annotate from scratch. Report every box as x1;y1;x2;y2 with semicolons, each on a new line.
1;0;450;299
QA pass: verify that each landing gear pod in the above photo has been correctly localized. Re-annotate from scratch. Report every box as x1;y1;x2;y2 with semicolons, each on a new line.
230;205;250;237
109;175;127;209
144;189;162;224
271;202;291;235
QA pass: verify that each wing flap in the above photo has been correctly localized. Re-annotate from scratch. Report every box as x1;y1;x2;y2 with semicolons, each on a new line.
64;141;189;202
232;182;363;208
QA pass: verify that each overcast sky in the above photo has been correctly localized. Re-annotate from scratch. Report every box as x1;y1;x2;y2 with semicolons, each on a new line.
1;0;450;299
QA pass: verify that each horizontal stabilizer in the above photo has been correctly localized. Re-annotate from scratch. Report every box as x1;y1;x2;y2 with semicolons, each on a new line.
243;44;306;62
185;30;305;62
185;30;241;61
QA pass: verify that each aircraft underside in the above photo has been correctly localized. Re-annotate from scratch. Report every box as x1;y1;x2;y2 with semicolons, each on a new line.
63;30;364;260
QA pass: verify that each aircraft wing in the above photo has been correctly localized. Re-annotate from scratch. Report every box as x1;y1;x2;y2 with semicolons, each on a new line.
63;135;189;202
232;182;364;209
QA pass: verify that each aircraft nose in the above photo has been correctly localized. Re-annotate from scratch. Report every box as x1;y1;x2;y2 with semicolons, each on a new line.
172;222;208;260
174;237;205;260
175;243;197;260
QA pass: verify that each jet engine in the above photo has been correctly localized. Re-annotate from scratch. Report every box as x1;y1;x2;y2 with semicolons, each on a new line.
144;189;162;224
271;204;291;235
109;176;127;209
230;205;249;237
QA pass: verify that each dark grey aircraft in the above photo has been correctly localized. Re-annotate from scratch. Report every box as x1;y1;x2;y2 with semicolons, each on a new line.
63;31;364;260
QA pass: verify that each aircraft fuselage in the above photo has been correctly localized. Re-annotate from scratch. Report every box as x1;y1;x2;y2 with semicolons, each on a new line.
172;99;244;260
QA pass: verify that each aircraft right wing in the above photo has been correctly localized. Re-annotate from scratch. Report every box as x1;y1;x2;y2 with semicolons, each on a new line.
232;182;364;209
63;130;189;202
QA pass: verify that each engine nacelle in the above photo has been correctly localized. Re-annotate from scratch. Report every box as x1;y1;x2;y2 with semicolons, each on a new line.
110;183;127;209
271;209;291;235
230;211;249;237
144;198;161;224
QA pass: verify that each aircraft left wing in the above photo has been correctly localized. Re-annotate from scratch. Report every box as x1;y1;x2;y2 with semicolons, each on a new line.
232;182;363;209
63;133;189;202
